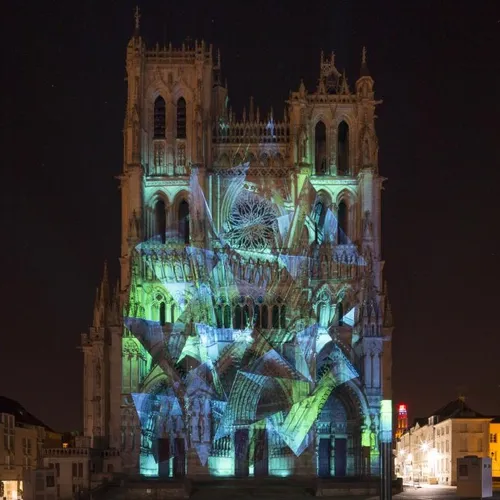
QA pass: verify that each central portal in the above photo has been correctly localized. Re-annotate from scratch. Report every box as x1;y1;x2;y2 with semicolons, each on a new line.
234;429;250;477
254;428;269;476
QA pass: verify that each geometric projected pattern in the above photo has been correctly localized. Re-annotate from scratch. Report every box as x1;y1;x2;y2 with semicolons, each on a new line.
123;166;376;477
81;28;393;481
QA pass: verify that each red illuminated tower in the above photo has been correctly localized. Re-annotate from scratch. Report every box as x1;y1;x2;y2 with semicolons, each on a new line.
395;403;408;439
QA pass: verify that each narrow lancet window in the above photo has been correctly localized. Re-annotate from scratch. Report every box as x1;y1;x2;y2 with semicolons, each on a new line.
337;201;348;245
223;305;231;328
177;97;187;139
154;96;166;139
159;302;166;326
272;305;280;328
280;305;287;329
337;121;349;175
315;121;327;175
155;200;167;244
178;200;189;244
261;305;269;329
233;305;242;329
337;302;344;326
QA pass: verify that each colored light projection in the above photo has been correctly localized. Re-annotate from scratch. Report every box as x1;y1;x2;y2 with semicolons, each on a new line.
124;163;369;477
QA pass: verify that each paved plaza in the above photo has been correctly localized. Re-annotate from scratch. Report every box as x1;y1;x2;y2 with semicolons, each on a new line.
190;484;500;500
395;484;499;499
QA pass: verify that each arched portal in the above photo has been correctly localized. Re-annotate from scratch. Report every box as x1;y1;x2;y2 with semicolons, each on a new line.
315;344;365;478
154;200;167;244
316;393;349;477
178;200;189;244
315;121;327;175
337;121;349;175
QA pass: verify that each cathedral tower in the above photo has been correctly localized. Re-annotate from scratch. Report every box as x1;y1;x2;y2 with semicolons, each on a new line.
82;11;393;480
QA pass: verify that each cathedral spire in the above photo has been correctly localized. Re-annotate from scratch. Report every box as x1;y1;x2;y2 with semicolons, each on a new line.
249;96;254;122
360;46;370;77
101;260;109;297
92;286;101;328
340;70;350;94
382;280;394;328
134;6;141;36
92;261;110;329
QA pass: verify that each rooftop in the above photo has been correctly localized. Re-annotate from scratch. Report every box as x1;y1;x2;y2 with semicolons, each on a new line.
0;396;53;431
430;398;485;420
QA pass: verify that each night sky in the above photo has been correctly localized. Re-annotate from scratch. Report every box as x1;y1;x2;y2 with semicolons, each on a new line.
2;0;500;432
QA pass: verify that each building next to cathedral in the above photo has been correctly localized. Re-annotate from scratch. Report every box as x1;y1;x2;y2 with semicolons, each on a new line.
81;10;393;480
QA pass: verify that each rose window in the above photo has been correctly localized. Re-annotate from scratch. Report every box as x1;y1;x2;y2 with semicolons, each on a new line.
225;192;277;251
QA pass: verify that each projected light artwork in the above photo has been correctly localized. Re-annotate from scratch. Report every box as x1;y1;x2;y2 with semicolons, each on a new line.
82;29;393;480
120;162;388;478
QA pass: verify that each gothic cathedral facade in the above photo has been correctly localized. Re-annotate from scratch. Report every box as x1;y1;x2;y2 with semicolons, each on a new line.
82;19;393;480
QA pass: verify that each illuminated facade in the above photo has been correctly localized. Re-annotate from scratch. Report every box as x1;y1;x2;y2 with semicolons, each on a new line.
81;11;393;479
488;418;500;478
395;399;491;485
0;397;61;500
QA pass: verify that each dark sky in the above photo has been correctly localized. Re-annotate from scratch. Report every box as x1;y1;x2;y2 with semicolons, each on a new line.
1;0;500;431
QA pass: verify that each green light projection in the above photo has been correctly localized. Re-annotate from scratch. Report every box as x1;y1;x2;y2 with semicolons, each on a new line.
123;164;381;477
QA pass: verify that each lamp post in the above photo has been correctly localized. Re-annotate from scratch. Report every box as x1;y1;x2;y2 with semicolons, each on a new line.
379;400;393;500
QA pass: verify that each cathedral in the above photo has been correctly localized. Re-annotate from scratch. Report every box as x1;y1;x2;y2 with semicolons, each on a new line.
81;10;393;480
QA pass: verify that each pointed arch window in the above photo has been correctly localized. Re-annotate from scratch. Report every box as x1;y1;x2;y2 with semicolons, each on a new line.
215;305;223;328
154;96;166;138
272;305;280;328
223;305;231;328
337;201;348;245
337;121;349;175
337;302;344;327
178;200;190;244
315;121;327;175
255;306;261;329
177;97;187;139
233;305;243;329
261;305;269;329
317;302;330;328
159;302;166;326
243;304;251;328
155;199;167;244
280;305;287;329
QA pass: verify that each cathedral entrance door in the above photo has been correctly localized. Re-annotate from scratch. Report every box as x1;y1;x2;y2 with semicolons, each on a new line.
173;437;186;477
158;438;170;478
334;438;347;477
318;438;331;478
234;429;250;477
254;429;268;477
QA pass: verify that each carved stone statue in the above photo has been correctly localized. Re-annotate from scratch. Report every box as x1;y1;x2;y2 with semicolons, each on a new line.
299;128;308;162
363;210;373;238
196;105;203;162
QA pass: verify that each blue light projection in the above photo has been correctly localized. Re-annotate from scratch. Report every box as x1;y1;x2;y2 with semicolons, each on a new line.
124;163;374;477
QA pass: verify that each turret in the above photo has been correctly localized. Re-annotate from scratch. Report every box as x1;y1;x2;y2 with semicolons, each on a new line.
92;262;110;330
356;47;374;97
